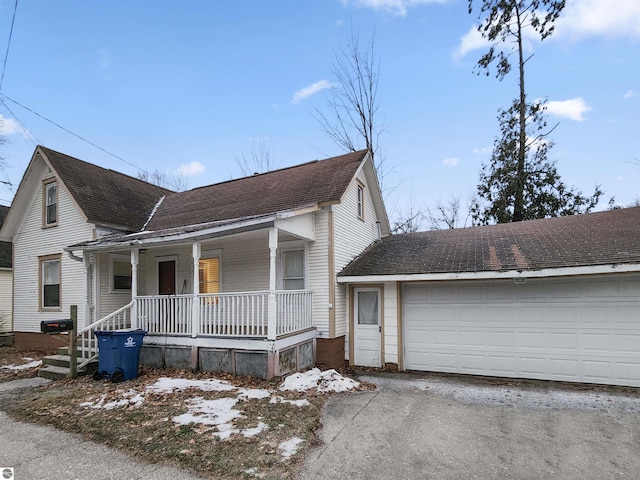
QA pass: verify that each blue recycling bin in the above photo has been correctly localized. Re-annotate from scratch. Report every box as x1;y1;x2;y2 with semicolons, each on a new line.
93;329;147;382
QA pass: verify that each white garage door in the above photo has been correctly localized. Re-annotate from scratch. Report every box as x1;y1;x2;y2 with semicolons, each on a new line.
403;275;640;387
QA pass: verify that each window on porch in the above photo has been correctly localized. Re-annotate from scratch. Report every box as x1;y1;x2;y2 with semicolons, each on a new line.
282;249;304;290
199;257;220;294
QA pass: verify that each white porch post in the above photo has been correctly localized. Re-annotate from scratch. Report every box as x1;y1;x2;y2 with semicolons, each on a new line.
267;227;278;340
83;253;91;328
191;241;201;338
131;248;139;329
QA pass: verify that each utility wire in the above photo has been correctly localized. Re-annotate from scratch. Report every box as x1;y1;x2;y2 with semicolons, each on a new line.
1;94;144;171
0;0;18;92
0;98;38;146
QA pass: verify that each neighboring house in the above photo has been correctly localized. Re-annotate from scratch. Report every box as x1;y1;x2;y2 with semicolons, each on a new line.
0;205;11;331
338;207;640;387
0;146;389;377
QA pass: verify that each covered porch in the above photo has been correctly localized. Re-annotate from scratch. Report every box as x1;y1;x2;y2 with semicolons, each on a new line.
70;214;319;378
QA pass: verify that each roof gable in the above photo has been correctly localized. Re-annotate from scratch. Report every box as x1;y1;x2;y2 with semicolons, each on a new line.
40;147;171;231
339;206;640;277
146;150;369;230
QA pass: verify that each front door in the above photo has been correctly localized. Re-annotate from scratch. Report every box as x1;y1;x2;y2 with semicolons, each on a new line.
353;288;381;367
158;260;176;295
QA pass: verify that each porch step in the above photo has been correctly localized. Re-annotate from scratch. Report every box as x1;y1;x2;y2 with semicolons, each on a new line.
38;354;97;380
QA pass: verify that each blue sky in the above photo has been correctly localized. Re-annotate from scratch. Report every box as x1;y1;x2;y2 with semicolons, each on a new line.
0;0;638;224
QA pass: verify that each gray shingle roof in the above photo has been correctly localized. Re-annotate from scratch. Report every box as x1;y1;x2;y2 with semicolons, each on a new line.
145;150;368;230
0;205;11;268
339;206;640;277
41;147;172;231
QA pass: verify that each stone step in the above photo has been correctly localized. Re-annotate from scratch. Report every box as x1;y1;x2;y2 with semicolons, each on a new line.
57;345;97;356
38;356;97;380
39;365;72;380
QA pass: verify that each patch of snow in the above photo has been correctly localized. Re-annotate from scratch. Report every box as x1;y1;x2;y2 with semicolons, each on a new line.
22;357;33;361
237;388;272;400
213;423;240;440
279;368;360;393
80;389;145;410
173;397;243;433
1;360;42;371
269;396;310;407
147;377;236;393
242;421;269;437
279;437;304;459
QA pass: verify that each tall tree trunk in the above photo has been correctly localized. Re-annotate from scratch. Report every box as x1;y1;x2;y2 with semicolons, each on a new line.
514;3;526;222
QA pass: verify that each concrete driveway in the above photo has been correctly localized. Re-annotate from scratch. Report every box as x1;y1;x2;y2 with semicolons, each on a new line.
300;373;640;480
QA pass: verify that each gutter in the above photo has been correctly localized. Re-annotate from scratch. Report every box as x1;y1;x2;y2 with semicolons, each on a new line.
337;263;640;284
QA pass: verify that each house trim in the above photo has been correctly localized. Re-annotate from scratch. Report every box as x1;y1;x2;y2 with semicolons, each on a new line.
328;208;336;338
337;263;640;284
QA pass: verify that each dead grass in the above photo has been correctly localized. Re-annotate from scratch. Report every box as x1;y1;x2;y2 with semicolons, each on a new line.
0;347;44;382
0;366;357;479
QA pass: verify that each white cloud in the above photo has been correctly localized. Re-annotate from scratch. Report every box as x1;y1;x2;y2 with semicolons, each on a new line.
341;0;447;17
623;90;638;99
291;80;333;104
556;0;640;40
442;156;459;167
453;26;491;58
176;161;206;177
0;114;24;136
545;97;591;121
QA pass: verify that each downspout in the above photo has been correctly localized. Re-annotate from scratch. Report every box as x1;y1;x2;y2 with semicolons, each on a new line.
64;247;84;262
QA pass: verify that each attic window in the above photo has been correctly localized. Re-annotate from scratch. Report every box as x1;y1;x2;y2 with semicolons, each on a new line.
356;182;364;220
43;180;58;227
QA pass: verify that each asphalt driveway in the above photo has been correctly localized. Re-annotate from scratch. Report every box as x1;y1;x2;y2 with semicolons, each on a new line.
300;372;640;480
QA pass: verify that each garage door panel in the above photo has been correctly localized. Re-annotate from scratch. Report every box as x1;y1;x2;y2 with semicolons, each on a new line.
402;276;640;387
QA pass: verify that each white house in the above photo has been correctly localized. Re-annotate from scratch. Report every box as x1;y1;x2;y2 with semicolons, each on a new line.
338;207;640;387
0;146;390;378
0;205;11;332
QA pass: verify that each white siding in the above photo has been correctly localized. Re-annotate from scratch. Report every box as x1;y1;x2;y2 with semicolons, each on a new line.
13;169;94;331
0;269;12;331
382;281;399;365
333;170;381;340
308;210;330;337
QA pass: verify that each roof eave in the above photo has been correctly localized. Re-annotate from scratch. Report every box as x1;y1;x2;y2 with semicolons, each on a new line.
337;262;640;284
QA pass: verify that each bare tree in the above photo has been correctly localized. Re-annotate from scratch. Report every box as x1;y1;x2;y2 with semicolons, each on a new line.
137;169;189;192
235;138;277;176
426;196;473;230
315;29;387;187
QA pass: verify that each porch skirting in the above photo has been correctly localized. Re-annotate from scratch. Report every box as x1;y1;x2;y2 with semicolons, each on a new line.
139;328;316;379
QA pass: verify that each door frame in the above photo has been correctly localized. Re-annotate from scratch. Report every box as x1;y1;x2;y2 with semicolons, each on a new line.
156;255;178;295
349;285;384;368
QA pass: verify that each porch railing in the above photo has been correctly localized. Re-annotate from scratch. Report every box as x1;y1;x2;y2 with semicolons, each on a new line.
76;301;133;369
134;290;313;338
137;294;193;335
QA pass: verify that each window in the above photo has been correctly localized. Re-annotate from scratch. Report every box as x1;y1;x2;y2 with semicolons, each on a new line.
356;183;364;220
43;181;58;226
282;250;304;290
199;257;220;294
112;259;132;291
40;255;61;309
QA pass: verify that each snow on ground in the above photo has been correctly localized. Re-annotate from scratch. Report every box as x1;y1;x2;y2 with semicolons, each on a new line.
279;437;304;459
1;359;42;371
77;369;359;450
279;368;360;393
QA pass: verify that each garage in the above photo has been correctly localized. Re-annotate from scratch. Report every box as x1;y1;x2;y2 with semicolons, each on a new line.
403;275;640;387
338;207;640;387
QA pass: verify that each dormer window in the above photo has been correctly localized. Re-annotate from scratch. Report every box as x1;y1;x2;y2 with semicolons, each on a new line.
43;180;58;227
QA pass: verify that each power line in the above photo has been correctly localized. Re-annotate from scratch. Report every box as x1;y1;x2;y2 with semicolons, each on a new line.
0;0;19;92
1;94;144;171
0;98;38;146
